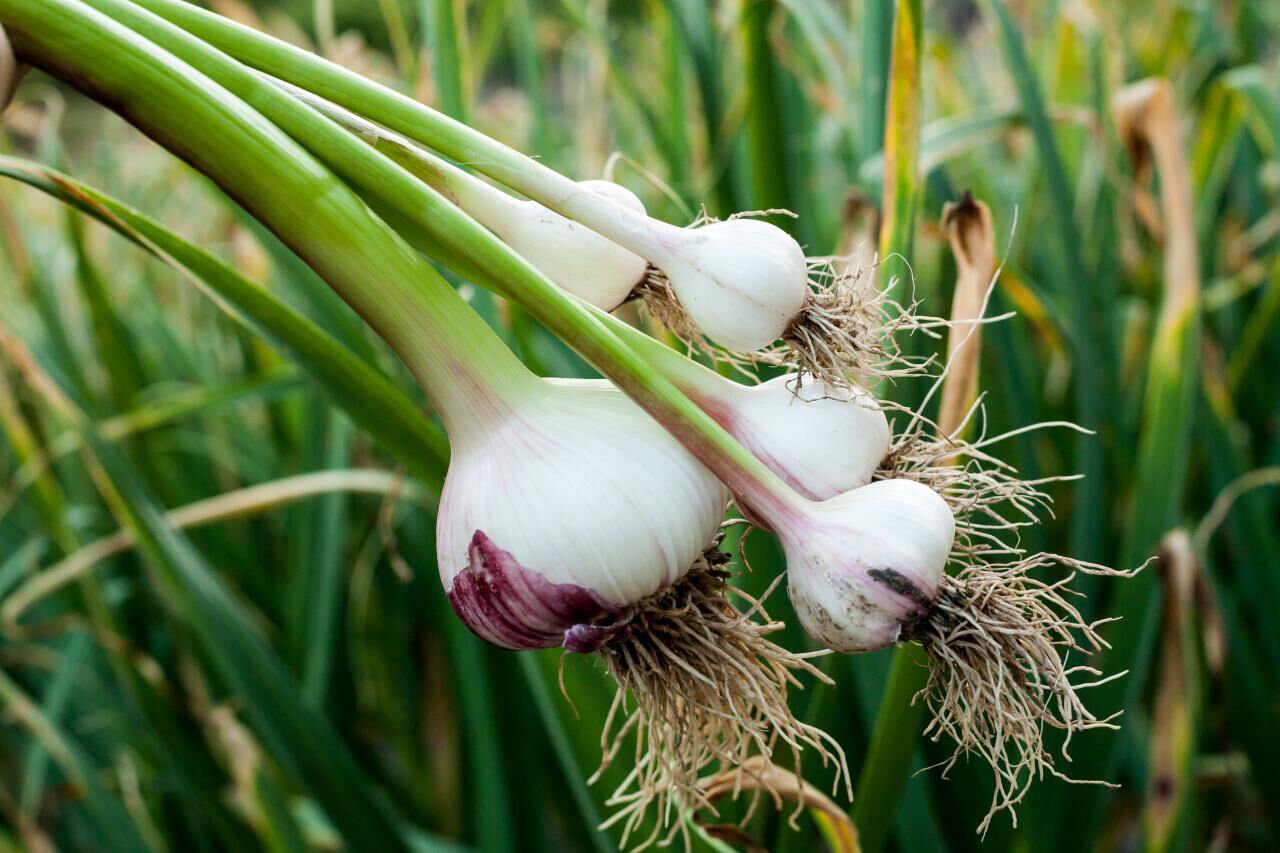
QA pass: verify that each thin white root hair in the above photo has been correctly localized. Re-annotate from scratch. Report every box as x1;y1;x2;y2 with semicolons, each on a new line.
591;543;849;851
767;254;946;389
877;398;1086;561
907;555;1145;836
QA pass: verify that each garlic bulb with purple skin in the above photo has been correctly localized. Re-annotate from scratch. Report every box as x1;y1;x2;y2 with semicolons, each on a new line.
437;377;728;651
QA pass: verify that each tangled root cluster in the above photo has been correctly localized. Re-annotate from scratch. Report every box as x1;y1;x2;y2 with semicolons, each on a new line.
768;255;942;388
879;388;1139;832
590;545;848;850
877;404;1084;561
906;557;1142;835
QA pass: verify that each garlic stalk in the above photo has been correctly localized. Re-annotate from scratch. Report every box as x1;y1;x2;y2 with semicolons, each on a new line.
266;93;894;504
269;65;913;383
281;87;649;311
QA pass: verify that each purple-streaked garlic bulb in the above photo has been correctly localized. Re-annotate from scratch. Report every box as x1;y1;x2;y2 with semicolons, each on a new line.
437;378;728;650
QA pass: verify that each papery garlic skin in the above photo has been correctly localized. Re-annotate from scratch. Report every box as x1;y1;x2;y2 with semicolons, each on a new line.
646;218;810;352
701;374;890;502
780;479;954;653
477;180;649;311
439;378;729;649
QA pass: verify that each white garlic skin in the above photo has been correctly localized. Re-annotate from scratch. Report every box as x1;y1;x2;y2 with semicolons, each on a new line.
712;374;891;501
482;180;649;311
780;479;954;653
437;378;729;608
650;218;809;352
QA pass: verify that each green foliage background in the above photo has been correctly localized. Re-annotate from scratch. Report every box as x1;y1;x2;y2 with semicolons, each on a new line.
0;1;1276;850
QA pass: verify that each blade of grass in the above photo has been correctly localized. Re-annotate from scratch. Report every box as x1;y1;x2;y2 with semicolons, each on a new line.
3;468;434;632
1143;531;1200;853
519;654;616;853
857;0;893;174
741;0;795;223
0;659;147;850
505;0;550;154
418;0;470;121
17;631;91;819
1056;76;1203;850
851;4;930;850
0;157;449;487
660;0;740;212
978;0;1110;564
293;410;355;709
876;0;921;271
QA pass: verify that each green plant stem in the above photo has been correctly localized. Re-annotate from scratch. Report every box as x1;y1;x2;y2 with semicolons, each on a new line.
127;0;759;303
851;3;928;850
253;89;735;404
0;156;448;486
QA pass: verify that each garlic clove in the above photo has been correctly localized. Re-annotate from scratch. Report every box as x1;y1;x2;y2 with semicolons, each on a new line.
446;530;628;651
649;218;810;352
481;180;649;311
781;479;954;653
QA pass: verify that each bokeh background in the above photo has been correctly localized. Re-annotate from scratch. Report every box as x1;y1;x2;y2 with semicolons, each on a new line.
1;1;1277;851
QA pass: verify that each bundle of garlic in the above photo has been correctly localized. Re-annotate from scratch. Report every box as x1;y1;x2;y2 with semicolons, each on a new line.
0;5;858;844
230;31;1134;836
16;0;1137;842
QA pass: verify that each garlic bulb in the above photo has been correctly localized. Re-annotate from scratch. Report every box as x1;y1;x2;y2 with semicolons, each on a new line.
459;178;649;311
439;377;729;650
779;479;954;653
697;374;890;502
641;218;810;352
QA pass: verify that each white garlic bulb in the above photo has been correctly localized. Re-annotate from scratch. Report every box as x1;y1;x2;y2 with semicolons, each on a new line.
708;374;890;501
643;218;810;352
780;479;954;652
439;378;729;650
463;179;649;311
